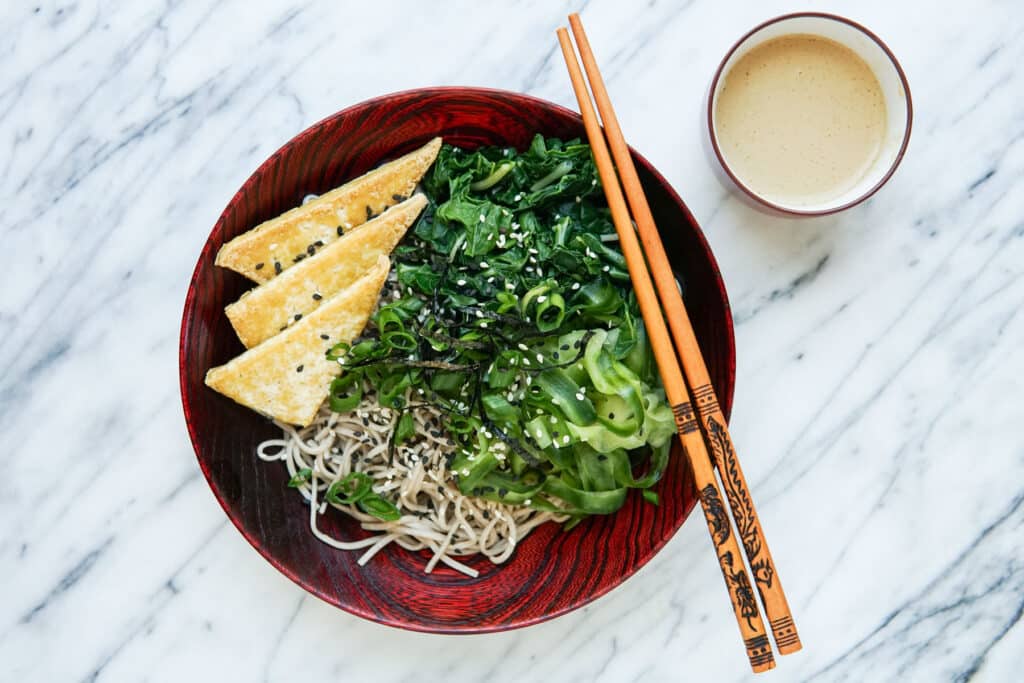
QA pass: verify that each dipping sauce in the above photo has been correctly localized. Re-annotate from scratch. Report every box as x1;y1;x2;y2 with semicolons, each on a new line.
714;34;887;207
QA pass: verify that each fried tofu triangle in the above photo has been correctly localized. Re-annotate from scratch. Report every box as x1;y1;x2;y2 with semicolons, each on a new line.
215;137;440;283
205;256;389;426
225;194;426;348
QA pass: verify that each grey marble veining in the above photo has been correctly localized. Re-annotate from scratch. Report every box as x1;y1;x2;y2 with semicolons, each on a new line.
1;0;1021;681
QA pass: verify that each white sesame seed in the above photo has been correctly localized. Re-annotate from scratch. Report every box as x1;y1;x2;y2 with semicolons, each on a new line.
512;221;520;229
523;357;531;366
487;276;495;283
536;353;544;363
479;214;486;222
549;416;557;424
480;261;490;268
514;194;522;201
536;295;547;303
480;321;488;328
457;279;467;286
576;392;585;401
505;281;515;290
518;343;528;351
524;498;532;505
528;248;539;255
475;310;483;318
562;435;571;444
591;178;597;185
571;282;581;290
575;196;581;203
603;265;610;272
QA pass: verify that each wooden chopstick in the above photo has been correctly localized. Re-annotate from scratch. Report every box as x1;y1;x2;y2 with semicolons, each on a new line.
567;13;802;656
557;27;776;674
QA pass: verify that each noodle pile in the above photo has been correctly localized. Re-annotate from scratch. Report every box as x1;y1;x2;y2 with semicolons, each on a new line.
257;393;567;577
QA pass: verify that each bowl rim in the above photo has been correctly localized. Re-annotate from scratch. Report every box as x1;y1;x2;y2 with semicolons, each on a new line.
179;85;735;633
706;11;914;217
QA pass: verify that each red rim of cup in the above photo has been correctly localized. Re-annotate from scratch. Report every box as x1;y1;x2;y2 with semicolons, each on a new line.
707;12;913;216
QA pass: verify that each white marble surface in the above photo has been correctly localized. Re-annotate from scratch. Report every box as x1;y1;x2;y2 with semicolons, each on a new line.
2;0;1021;680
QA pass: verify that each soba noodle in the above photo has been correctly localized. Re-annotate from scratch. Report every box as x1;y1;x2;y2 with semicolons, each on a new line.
257;391;567;577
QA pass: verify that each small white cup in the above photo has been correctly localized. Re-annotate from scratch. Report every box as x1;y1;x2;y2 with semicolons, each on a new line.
708;13;912;216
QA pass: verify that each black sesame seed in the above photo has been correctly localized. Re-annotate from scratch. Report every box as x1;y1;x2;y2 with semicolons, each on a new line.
337;226;344;236
498;488;508;496
274;261;282;274
560;344;569;351
354;430;363;437
392;194;406;202
553;352;560;360
361;417;369;426
293;253;305;263
255;262;265;270
553;431;560;438
365;206;373;219
296;365;304;372
294;313;302;321
320;334;329;340
314;240;324;247
598;454;607;461
608;412;615;419
279;325;287;331
312;292;322;301
307;244;316;256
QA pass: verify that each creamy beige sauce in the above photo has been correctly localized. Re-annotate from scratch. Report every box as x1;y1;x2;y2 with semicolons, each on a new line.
715;34;887;206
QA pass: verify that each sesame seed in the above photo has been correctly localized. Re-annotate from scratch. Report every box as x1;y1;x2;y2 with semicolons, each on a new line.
480;261;490;268
603;265;610;272
320;334;329;340
337;226;344;236
479;214;486;222
528;248;539;255
255;262;264;270
307;244;316;256
457;279;467;286
575;196;581;203
518;343;528;351
487;276;495;283
524;498;532;505
312;292;322;301
480;321;488;328
536;353;544;363
296;365;304;372
576;392;585;401
571;282;581;290
536;295;547;303
294;313;302;321
274;262;282;274
562;435;571;444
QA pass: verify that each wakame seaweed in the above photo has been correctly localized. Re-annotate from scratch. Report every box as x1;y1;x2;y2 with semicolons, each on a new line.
328;135;674;524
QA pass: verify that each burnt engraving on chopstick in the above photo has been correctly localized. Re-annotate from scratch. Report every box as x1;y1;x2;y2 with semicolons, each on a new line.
671;401;699;434
699;484;730;545
691;383;720;416
722;550;760;631
707;416;774;591
770;616;801;649
745;634;773;668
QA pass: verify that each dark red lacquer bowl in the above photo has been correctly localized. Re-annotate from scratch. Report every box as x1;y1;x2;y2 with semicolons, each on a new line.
180;87;735;633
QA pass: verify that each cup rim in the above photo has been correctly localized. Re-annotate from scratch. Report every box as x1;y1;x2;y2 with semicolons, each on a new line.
707;11;913;216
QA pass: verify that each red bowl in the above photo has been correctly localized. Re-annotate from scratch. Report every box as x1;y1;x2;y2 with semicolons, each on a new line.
179;87;735;633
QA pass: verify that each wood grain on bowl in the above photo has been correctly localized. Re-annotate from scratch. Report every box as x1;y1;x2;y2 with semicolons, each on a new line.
179;87;735;633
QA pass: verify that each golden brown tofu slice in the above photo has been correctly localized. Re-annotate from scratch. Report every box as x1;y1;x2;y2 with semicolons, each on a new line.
225;194;425;348
205;256;389;426
215;137;440;283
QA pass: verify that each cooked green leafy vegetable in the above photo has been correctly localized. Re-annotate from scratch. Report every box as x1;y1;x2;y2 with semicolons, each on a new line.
328;135;673;525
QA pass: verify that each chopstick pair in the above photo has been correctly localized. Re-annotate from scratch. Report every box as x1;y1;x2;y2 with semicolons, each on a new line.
557;15;801;672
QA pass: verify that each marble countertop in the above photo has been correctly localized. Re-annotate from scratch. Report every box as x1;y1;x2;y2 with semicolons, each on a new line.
2;0;1021;680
